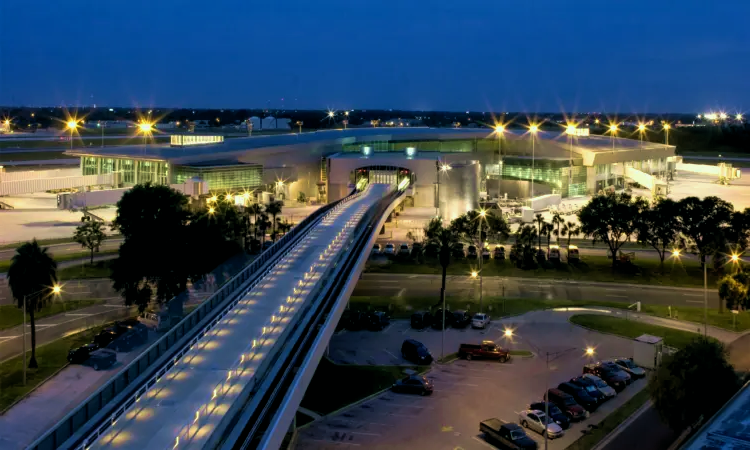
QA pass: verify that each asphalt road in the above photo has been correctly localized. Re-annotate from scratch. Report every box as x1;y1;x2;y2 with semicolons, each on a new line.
0;301;133;362
0;239;122;261
355;273;722;310
0;272;118;306
600;405;678;450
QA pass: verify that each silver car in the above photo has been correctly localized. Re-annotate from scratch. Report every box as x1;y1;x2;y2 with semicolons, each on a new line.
582;373;617;398
518;409;564;439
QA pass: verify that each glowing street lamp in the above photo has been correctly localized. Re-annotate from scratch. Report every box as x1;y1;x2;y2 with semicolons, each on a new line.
638;123;647;149
529;123;539;198
208;207;215;215
585;347;595;356
736;113;743;121
608;124;618;151
672;249;680;258
504;328;513;338
470;271;478;278
66;119;79;149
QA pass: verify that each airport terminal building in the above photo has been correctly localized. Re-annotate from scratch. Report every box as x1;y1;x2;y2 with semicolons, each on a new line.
67;128;675;218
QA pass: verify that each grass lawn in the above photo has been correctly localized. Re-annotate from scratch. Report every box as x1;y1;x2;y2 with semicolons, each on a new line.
569;314;709;350
57;260;115;280
565;388;650;450
0;249;118;273
637;303;750;332
300;358;421;415
366;255;719;288
0;299;104;331
0;320;120;411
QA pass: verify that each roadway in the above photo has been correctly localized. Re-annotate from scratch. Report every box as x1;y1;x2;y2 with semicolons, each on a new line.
89;185;389;450
354;273;722;310
0;239;122;261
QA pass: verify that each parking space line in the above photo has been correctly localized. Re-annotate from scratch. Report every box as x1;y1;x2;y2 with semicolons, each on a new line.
308;439;361;446
383;349;399;360
346;431;381;436
473;436;499;449
381;324;394;333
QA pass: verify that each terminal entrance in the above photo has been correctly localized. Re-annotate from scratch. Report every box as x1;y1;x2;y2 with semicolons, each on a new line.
354;166;413;191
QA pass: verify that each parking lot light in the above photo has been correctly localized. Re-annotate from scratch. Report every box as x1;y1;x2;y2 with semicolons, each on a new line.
503;328;513;338
470;271;478;279
585;347;595;356
672;249;680;258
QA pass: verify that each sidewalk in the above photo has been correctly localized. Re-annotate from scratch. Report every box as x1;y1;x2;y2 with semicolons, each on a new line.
603;308;742;345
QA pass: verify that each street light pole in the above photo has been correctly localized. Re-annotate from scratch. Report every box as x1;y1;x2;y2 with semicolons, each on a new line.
544;352;550;450
22;295;26;386
529;125;538;199
704;260;708;337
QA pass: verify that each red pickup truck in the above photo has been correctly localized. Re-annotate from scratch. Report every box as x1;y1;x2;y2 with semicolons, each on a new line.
459;340;510;362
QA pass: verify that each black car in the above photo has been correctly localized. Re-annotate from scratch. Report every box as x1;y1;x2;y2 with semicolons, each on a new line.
584;363;631;391
545;388;587;422
432;308;452;329
342;311;367;331
391;375;433;396
528;401;571;430
94;329;120;348
569;376;607;403
68;343;100;364
452;310;471;328
410;311;433;329
467;245;478;259
493;246;506;260
401;339;433;364
366;311;390;331
557;382;599;411
451;243;465;259
84;349;117;371
424;242;439;259
110;331;147;352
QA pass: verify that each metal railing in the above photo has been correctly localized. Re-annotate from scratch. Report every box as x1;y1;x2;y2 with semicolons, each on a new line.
28;191;357;450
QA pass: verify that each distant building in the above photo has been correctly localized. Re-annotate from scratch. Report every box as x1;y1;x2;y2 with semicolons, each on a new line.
248;116;291;131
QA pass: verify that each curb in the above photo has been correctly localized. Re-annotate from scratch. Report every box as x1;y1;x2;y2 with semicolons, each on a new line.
591;399;653;450
0;363;70;416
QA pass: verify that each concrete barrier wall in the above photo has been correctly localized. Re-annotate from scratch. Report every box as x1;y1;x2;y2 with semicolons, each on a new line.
0;168;81;182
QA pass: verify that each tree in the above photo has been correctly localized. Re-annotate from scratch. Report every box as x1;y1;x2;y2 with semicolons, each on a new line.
718;271;750;311
7;240;58;368
265;201;283;242
649;338;739;431
561;221;580;249
257;212;271;246
578;191;648;269
551;212;564;243
635;198;682;273
543;222;554;251
73;214;107;264
424;218;460;319
728;208;750;252
533;214;546;250
678;196;733;269
297;191;307;204
247;203;263;241
450;209;510;252
110;183;194;313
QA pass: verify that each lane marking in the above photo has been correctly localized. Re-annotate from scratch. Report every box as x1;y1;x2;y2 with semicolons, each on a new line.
683;294;704;297
606;294;628;298
383;349;399;360
307;439;361;446
64;313;93;317
686;300;704;304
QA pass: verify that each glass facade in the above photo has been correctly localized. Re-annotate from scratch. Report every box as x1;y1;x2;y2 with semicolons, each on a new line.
342;138;489;154
499;157;588;197
172;164;263;192
80;156;169;185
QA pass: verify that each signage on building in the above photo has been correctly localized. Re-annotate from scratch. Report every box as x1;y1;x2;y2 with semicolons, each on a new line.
566;128;590;137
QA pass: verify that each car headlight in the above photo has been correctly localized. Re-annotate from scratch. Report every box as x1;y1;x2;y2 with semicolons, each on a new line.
556;421;561;425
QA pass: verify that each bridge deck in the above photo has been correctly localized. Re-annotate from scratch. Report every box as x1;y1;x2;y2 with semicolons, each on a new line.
90;185;389;450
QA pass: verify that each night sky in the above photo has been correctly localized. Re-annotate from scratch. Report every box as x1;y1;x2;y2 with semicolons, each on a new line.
1;1;749;113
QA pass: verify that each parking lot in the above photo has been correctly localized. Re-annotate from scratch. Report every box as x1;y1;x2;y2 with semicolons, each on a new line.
298;309;647;450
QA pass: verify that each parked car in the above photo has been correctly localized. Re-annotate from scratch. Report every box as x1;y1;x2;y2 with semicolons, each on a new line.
410;311;433;329
567;245;580;261
401;339;433;364
371;244;382;255
452;310;471;328
528;402;571;430
431;308;452;330
480;419;537;450
411;242;423;258
458;340;510;362
569;376;608;403
518;410;564;439
545;388;588;421
110;331;147;352
494;245;506;260
611;357;646;379
366;311;390;331
467;245;478;259
93;329;120;348
581;373;617;399
384;243;396;255
558;382;599;411
398;243;411;257
84;349;117;371
451;243;465;259
391;374;433;396
471;313;491;329
68;343;100;364
548;245;561;262
583;363;631;391
482;246;491;260
424;242;439;259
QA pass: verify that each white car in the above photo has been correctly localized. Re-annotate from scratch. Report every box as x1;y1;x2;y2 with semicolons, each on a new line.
471;313;490;329
371;244;382;255
518;410;564;439
384;243;396;255
398;243;411;256
582;373;617;399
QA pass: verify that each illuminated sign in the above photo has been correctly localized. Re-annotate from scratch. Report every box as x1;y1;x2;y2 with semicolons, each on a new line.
170;135;224;147
565;128;590;137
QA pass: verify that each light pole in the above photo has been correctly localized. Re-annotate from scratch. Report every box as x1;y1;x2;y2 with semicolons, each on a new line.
23;285;61;385
638;124;646;149
66;119;78;150
609;124;618;152
295;121;303;134
529;124;539;199
100;121;105;148
565;125;576;196
436;163;450;218
478;209;487;312
138;121;154;153
663;123;671;182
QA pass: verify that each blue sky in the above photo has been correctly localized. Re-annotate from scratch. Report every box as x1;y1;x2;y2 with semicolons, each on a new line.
1;1;749;113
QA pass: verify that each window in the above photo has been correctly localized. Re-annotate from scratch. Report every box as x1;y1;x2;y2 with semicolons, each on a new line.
528;414;538;421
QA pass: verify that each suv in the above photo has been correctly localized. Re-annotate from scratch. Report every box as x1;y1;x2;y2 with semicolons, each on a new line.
480;420;537;450
452;310;471;328
570;376;608;403
366;311;390;331
401;339;433;364
410;311;433;329
493;246;506;260
68;343;100;364
545;388;588;422
583;363;631;392
458;341;510;362
581;373;617;399
391;375;433;396
384;243;396;255
558;382;599;411
529;401;570;430
371;244;382;256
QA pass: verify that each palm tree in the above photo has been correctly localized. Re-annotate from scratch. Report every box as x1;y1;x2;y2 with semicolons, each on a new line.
7;240;58;369
543;222;555;251
534;213;546;250
551;212;564;243
265;201;283;241
561;221;581;249
424;218;459;332
247;203;263;241
257;212;271;246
